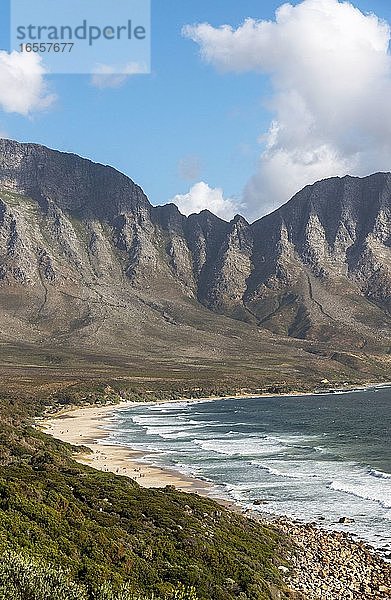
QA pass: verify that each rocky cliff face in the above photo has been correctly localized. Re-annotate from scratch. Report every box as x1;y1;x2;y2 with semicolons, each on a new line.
0;139;389;363
243;174;391;345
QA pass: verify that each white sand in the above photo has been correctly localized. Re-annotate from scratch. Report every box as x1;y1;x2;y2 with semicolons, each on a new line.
40;402;213;495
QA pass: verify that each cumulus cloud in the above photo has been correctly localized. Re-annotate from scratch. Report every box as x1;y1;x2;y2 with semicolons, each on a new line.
184;0;391;219
91;61;148;89
0;51;55;116
171;181;240;221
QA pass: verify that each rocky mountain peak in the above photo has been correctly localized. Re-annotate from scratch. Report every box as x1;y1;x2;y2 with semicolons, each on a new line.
0;138;150;221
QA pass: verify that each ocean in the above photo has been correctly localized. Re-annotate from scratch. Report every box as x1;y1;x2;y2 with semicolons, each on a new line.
103;386;391;555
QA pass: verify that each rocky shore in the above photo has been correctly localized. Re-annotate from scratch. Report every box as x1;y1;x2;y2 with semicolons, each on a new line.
273;517;391;599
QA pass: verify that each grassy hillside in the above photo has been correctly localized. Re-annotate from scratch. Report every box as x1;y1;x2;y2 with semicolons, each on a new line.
0;392;298;600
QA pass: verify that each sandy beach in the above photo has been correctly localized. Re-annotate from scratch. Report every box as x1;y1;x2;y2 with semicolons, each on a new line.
40;401;215;495
40;382;390;494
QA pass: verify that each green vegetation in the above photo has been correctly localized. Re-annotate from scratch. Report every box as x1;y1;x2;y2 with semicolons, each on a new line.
0;551;198;600
0;392;294;600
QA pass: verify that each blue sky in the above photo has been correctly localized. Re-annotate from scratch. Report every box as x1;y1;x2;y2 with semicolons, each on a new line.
1;0;391;220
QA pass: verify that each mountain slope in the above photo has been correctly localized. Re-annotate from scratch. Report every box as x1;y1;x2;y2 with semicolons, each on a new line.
0;139;389;388
244;174;391;346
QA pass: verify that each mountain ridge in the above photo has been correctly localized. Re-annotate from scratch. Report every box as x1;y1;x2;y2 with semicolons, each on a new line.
4;137;389;221
0;138;389;388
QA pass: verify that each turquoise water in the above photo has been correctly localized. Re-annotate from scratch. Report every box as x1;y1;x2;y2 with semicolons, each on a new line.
104;386;391;554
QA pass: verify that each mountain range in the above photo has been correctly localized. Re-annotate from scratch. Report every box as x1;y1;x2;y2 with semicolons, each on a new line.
0;139;389;391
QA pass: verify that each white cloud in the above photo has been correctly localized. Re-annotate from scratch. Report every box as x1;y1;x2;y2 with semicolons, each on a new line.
184;0;391;219
91;61;148;89
0;51;55;116
171;181;240;221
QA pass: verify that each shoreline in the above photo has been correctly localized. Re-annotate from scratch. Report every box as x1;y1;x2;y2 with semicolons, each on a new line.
35;387;349;492
40;392;391;599
40;401;215;496
39;380;391;500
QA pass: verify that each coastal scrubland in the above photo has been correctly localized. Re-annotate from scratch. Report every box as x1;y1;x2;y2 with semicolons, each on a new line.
0;387;299;600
